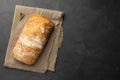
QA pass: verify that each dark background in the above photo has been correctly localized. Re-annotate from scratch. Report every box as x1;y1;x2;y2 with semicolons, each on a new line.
0;0;120;80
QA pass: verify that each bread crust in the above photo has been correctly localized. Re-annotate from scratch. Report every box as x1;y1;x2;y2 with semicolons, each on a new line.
12;14;54;65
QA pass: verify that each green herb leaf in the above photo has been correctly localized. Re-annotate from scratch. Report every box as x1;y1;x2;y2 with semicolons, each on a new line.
19;12;25;21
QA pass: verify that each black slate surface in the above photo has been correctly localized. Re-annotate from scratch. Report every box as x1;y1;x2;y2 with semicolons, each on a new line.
0;0;120;80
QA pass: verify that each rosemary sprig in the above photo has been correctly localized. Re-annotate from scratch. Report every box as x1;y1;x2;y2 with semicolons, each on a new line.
19;12;25;21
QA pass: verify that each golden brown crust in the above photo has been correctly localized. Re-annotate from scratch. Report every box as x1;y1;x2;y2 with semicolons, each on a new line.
12;14;54;65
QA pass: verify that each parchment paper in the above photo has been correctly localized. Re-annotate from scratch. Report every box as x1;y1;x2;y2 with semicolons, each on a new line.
4;5;64;73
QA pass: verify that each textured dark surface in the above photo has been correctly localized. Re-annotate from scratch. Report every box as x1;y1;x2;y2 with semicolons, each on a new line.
0;0;120;80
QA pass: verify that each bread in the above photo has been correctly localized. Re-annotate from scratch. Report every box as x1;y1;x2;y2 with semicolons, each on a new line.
12;14;54;65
